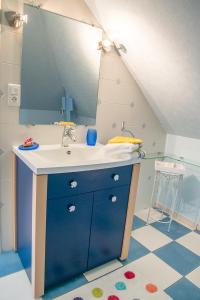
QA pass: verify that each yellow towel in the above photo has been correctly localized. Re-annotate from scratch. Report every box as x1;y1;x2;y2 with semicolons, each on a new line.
59;121;75;126
108;136;143;145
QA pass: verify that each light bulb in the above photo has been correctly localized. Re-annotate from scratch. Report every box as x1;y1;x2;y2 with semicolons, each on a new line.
101;39;113;52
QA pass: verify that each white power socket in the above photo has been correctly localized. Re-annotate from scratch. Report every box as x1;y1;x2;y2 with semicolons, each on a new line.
8;84;21;107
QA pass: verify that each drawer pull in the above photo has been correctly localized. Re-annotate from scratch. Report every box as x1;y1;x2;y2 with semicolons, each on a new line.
67;204;76;212
69;180;78;188
110;195;117;203
113;174;120;181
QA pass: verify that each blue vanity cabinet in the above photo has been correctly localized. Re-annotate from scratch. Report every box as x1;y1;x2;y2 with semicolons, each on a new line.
45;192;93;289
44;165;132;289
15;151;140;298
88;186;130;269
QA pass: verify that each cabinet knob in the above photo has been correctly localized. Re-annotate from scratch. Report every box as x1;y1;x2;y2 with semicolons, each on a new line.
67;204;76;212
110;195;117;203
113;174;120;181
69;180;78;188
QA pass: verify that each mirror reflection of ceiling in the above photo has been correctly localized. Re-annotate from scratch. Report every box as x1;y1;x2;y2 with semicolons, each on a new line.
85;0;200;139
20;4;102;125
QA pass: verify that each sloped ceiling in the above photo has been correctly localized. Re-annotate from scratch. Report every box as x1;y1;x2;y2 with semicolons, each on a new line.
85;0;200;139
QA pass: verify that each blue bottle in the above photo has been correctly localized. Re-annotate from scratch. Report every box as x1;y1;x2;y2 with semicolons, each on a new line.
86;128;97;146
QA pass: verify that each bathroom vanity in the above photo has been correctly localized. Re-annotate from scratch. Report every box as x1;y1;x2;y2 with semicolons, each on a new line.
13;144;140;297
15;3;141;297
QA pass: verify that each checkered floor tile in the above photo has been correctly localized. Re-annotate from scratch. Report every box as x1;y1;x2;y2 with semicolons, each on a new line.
154;241;200;275
132;216;146;230
165;277;200;300
0;209;200;300
132;225;172;251
122;238;150;265
176;231;200;256
0;251;23;277
186;266;200;288
135;208;166;224
151;217;191;239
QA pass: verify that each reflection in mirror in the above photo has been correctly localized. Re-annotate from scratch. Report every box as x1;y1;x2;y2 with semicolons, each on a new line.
20;4;102;125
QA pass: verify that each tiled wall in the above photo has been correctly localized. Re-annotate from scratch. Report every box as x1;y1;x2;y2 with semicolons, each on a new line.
0;0;166;250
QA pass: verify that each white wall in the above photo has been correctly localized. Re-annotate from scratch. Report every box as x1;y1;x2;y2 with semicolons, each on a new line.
86;0;200;140
0;0;166;250
166;134;200;162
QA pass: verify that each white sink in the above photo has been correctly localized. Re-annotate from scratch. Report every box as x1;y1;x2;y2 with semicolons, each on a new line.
13;144;140;174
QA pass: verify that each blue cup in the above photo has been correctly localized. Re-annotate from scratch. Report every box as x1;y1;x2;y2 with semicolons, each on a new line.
86;128;97;146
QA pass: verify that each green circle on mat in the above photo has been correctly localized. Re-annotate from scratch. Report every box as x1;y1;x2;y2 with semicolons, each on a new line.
115;281;127;290
92;288;103;298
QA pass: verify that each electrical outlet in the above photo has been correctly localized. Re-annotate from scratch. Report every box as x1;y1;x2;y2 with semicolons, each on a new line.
7;84;21;107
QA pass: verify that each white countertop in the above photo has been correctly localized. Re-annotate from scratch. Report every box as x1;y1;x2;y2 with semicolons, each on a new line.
13;144;141;175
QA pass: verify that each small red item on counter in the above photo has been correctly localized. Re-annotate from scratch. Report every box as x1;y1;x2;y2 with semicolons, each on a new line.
23;137;33;147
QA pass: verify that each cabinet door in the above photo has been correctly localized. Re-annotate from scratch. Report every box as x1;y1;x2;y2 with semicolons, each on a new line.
88;186;129;270
45;193;93;289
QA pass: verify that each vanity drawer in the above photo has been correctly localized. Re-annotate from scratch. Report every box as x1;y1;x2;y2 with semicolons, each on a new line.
47;165;133;199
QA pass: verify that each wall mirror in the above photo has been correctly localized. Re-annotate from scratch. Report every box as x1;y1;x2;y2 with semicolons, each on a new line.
20;4;102;125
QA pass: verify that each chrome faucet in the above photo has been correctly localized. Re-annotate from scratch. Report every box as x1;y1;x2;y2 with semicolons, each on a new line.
62;125;76;147
121;121;135;137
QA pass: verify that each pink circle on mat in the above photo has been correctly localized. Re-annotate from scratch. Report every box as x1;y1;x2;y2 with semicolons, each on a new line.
124;271;136;279
108;296;120;300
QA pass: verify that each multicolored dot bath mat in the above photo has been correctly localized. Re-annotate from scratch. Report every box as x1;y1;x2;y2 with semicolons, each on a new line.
55;261;172;300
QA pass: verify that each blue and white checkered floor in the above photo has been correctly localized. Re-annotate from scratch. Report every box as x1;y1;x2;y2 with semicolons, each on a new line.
0;208;200;300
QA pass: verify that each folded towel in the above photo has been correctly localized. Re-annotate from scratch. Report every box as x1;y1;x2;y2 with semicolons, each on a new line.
98;143;140;160
108;136;143;145
103;143;139;154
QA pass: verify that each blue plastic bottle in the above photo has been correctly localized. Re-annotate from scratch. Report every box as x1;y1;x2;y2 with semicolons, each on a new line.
86;128;97;146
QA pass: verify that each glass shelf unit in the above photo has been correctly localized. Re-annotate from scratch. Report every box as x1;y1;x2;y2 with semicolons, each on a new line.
142;152;200;229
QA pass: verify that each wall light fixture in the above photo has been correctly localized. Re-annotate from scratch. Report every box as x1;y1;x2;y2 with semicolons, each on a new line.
4;11;28;29
98;39;127;56
98;39;113;52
